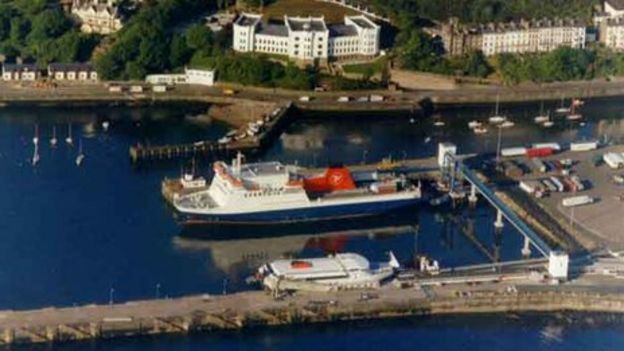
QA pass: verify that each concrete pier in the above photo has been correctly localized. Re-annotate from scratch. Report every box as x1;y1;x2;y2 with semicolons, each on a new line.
129;102;293;164
0;271;623;346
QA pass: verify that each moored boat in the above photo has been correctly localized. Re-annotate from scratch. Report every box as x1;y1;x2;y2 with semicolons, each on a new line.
257;252;400;292
171;154;422;224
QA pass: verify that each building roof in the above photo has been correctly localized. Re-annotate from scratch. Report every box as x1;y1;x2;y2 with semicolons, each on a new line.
235;13;261;27
48;63;95;72
460;17;586;34
349;16;376;29
607;0;624;10
328;24;358;37
257;23;289;37
285;16;327;32
2;63;39;73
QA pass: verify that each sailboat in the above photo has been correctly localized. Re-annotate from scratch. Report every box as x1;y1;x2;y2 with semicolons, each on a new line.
542;110;554;128
567;103;582;121
65;122;73;145
50;126;58;147
32;124;39;146
534;101;549;123
468;120;483;129
556;96;570;114
489;95;506;124
75;138;85;166
32;144;40;166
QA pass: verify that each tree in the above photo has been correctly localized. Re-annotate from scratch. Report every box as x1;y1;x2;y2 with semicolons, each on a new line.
185;24;213;52
169;35;191;68
462;50;492;78
398;29;448;73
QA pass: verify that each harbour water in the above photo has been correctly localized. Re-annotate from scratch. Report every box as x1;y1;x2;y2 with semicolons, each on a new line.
2;97;624;349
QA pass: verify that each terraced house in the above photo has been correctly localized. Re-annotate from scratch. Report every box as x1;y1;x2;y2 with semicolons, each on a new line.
233;13;380;63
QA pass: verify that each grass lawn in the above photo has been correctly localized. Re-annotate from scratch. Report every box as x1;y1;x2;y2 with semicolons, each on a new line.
263;0;359;23
342;57;387;75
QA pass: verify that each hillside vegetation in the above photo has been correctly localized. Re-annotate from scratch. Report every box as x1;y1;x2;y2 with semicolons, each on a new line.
0;0;99;65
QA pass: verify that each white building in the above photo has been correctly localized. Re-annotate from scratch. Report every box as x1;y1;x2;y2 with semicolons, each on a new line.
2;64;40;81
48;63;98;81
601;17;624;49
185;68;215;86
145;68;215;86
233;13;380;62
71;0;123;35
480;18;586;56
605;0;624;18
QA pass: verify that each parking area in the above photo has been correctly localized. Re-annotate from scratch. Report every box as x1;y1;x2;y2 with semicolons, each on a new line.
501;145;624;251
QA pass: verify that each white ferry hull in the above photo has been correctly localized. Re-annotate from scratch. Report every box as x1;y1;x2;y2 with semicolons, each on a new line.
180;195;420;224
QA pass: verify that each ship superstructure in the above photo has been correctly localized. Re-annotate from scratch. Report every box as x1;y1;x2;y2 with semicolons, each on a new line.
258;252;400;291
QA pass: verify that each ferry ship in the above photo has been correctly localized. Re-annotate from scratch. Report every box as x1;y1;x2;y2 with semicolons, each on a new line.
172;154;421;224
257;252;400;291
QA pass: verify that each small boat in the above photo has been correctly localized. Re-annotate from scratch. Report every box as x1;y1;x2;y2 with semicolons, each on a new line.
473;126;488;134
556;96;570;114
75;139;85;166
424;137;431;144
409;118;416;124
543;121;554;128
468;120;482;129
433;121;445;127
534;116;549;123
50;126;58;147
566;104;582;121
567;113;583;121
101;121;110;131
65;122;73;145
32;124;39;146
226;130;238;138
534;101;548;123
218;136;231;144
501;120;515;128
489;95;505;123
572;98;584;106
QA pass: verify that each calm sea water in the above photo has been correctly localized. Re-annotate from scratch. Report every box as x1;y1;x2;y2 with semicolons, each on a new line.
2;97;624;350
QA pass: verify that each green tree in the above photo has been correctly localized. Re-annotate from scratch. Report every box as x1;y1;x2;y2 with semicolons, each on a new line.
462;50;492;78
185;24;213;52
169;35;191;68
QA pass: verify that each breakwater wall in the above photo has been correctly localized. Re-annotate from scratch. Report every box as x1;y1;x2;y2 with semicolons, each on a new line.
1;288;622;346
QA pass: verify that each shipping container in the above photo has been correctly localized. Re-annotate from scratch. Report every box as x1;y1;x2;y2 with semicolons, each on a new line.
570;140;598;152
526;147;554;158
501;147;527;157
530;158;547;173
562;195;594;207
533;142;561;151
